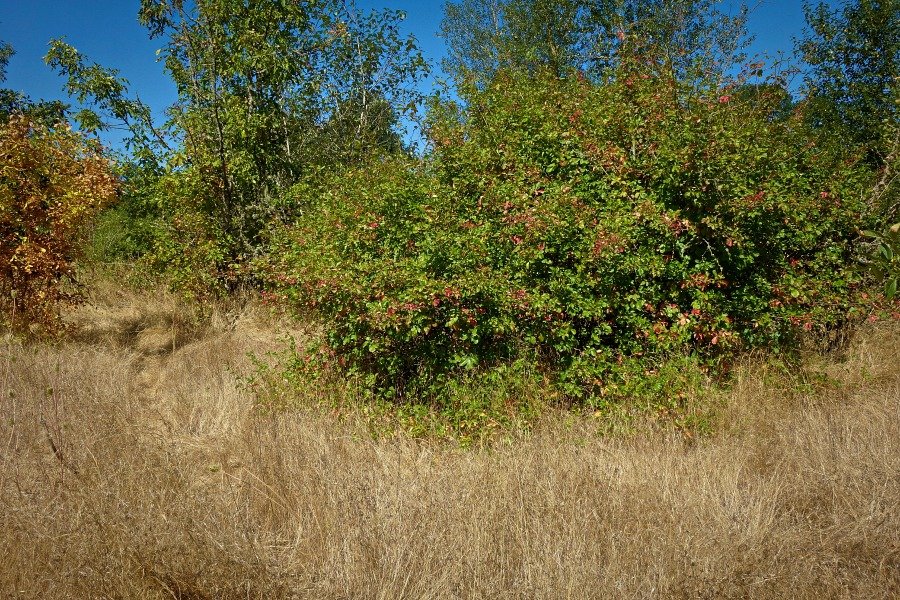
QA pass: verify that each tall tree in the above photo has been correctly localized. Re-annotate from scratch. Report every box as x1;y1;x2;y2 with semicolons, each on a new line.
799;0;900;166
0;41;11;82
440;0;601;81
439;0;749;88
47;0;428;277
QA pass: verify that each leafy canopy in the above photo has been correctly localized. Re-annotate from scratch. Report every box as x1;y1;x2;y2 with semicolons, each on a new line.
0;41;67;127
799;0;900;166
440;0;750;87
46;0;429;290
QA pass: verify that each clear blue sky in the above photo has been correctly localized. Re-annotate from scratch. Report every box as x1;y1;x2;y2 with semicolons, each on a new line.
0;0;831;145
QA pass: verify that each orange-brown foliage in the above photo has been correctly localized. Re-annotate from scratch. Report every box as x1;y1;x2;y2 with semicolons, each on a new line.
0;115;118;330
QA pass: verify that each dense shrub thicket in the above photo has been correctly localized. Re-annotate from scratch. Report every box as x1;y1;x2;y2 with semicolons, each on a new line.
263;61;876;402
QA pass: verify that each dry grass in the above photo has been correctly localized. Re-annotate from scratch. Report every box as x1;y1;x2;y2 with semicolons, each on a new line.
1;286;898;598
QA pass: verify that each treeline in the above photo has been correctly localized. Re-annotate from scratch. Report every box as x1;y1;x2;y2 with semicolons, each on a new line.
2;0;898;407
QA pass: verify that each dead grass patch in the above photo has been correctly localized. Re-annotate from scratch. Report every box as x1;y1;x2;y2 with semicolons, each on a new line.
1;302;897;597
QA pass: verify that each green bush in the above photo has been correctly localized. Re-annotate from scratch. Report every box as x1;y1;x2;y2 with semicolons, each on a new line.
863;223;900;300
84;194;159;265
83;161;234;298
262;64;875;405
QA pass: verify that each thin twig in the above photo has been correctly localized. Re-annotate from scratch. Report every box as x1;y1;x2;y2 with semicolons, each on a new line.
39;415;79;476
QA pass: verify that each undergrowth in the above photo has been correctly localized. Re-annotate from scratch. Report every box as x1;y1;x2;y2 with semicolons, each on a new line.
244;333;739;446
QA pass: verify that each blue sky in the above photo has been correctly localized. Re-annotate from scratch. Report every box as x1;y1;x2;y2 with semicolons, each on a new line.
0;1;447;121
0;0;828;146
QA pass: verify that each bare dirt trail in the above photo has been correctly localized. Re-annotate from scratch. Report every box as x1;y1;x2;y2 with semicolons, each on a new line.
60;284;303;484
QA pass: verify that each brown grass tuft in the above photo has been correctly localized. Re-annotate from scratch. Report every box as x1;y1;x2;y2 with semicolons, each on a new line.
1;289;898;598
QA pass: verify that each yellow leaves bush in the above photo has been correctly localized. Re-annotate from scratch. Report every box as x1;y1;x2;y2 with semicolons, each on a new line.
0;115;117;331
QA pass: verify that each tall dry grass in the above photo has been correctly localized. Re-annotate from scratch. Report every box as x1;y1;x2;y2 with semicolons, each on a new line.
1;286;898;598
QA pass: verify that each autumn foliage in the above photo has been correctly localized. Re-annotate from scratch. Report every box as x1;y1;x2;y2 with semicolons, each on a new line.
0;115;117;330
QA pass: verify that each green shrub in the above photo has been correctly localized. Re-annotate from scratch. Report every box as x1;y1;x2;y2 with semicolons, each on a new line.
262;64;875;405
84;202;157;265
863;223;900;300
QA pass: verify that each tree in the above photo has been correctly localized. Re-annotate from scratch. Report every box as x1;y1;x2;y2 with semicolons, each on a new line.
799;0;899;166
0;40;11;82
319;91;408;161
732;82;795;122
46;0;428;288
440;0;601;82
439;0;750;88
799;0;900;295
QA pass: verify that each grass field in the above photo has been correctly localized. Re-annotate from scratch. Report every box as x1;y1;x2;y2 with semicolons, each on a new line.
1;282;898;598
